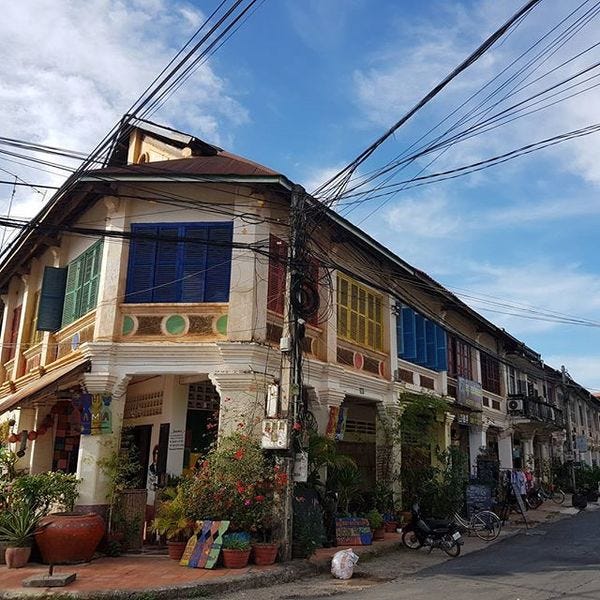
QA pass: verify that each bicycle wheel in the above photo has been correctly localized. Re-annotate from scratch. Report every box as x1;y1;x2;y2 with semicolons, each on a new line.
442;535;461;557
551;489;565;505
402;529;422;549
471;510;502;541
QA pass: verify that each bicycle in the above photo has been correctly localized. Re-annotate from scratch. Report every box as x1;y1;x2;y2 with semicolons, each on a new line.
539;483;565;505
452;508;502;541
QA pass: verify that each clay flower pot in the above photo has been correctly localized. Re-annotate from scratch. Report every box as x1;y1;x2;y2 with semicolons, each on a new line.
384;521;398;533
35;513;105;564
5;546;32;569
167;540;188;561
372;526;385;541
222;548;251;569
252;542;279;566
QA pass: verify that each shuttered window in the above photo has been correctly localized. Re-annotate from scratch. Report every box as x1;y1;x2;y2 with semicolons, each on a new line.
396;303;447;371
447;335;473;379
337;274;383;351
37;267;68;332
481;351;501;395
267;235;288;315
61;241;103;327
29;291;43;345
125;222;232;303
6;305;22;361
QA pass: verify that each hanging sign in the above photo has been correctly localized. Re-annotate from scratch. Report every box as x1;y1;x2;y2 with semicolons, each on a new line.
168;429;185;451
261;419;289;449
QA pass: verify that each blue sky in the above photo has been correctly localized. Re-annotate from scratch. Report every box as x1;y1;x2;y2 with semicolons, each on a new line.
1;0;599;390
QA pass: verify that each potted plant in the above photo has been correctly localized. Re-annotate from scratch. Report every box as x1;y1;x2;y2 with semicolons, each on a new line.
221;536;251;569
0;503;40;568
367;509;385;541
151;486;195;560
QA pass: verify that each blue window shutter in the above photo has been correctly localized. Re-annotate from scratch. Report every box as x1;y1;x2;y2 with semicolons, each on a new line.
126;226;157;303
435;325;448;371
204;224;233;302
154;226;180;302
37;267;68;331
182;226;208;301
425;319;436;369
415;314;426;364
401;306;416;360
396;308;404;357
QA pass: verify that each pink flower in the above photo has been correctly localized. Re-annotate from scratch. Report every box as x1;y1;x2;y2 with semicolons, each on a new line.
244;499;252;506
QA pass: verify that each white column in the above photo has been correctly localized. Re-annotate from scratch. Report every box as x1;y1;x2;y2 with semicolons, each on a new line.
498;432;514;470
14;407;36;472
76;375;129;510
161;375;188;478
469;425;488;475
521;434;535;469
29;406;55;473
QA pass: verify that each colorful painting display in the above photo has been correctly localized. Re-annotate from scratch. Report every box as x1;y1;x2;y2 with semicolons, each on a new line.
180;520;230;569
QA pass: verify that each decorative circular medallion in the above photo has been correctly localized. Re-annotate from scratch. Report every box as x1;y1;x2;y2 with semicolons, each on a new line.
165;314;187;335
353;352;364;370
122;316;135;336
216;314;228;335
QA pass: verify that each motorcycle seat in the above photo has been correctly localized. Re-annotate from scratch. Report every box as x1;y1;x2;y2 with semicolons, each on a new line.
427;519;453;530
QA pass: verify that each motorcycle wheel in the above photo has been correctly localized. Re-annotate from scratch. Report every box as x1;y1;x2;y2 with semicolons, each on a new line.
402;529;422;549
552;489;565;505
442;535;461;557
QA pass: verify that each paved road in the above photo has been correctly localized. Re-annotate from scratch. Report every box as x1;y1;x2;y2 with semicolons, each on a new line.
215;509;600;600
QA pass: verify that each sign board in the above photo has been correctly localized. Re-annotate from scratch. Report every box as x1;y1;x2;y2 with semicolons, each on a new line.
292;452;308;482
261;419;289;449
576;436;589;453
465;484;493;516
168;428;185;451
335;517;372;546
457;377;483;410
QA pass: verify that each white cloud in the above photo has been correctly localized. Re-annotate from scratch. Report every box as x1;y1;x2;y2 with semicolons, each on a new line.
0;0;249;219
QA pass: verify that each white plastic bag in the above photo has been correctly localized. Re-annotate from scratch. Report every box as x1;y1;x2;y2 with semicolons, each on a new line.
331;548;359;580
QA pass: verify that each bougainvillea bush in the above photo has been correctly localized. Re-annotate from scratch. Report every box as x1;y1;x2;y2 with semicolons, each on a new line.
180;433;287;535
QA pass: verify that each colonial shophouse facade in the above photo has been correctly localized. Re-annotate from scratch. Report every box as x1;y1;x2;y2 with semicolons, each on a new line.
0;120;594;515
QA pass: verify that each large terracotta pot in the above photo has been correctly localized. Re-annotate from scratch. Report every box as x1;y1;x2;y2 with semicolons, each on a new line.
0;542;8;565
384;521;398;533
222;548;251;569
252;543;278;566
5;546;32;569
372;526;385;541
35;513;105;564
167;540;187;561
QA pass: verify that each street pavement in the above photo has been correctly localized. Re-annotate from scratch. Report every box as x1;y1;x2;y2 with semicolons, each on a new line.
216;506;600;600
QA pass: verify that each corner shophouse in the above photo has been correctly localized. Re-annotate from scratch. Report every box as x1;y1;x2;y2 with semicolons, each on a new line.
0;119;568;520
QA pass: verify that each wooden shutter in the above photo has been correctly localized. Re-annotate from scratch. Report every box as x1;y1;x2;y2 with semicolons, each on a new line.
79;242;103;316
435;325;447;371
337;275;349;338
425;319;436;369
37;266;68;331
125;225;158;303
267;235;287;315
7;305;22;361
181;226;208;302
154;226;180;302
204;223;233;302
415;314;426;364
62;258;82;327
401;306;417;360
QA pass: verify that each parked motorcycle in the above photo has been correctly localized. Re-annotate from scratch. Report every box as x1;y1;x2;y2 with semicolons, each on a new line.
401;502;463;557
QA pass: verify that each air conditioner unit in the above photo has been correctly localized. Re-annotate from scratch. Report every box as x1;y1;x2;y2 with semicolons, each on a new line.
508;398;524;412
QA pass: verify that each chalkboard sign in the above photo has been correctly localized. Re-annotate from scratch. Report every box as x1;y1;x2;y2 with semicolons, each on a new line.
465;484;493;516
335;517;372;546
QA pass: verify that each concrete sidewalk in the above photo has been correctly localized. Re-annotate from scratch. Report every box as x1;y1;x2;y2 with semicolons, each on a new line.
0;499;588;600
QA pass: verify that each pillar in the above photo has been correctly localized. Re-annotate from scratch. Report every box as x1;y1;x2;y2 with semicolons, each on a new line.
161;375;188;478
209;370;271;437
498;432;514;470
443;412;456;450
76;374;130;511
469;425;488;475
521;433;534;469
13;406;36;472
29;406;55;473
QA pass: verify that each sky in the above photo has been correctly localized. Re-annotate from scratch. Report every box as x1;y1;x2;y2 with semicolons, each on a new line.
1;0;599;391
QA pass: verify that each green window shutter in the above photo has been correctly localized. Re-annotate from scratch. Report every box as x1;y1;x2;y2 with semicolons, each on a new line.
79;242;103;315
62;258;82;327
38;267;68;331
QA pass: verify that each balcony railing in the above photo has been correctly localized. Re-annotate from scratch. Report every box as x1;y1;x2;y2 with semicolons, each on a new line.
507;393;564;428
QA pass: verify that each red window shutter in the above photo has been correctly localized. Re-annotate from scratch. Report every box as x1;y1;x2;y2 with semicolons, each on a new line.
7;305;22;361
267;236;288;315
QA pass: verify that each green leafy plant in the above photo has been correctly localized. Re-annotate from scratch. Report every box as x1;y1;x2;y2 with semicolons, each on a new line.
292;493;325;558
366;509;384;530
329;464;363;515
151;486;195;542
0;503;41;547
10;472;80;514
222;537;251;551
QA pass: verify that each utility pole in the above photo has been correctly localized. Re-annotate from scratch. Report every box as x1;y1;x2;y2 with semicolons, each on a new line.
279;184;307;560
562;365;577;492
